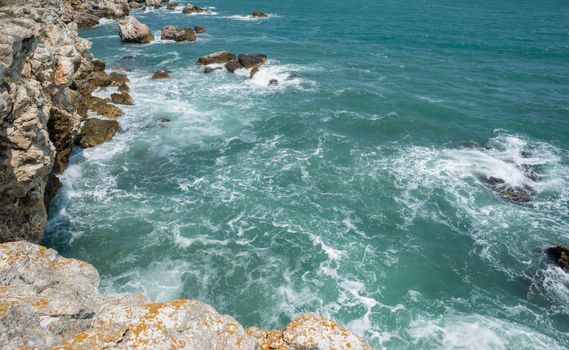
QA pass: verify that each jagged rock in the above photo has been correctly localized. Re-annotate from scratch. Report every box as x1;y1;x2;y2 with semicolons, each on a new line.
160;25;196;42
111;65;132;72
145;0;162;7
151;68;171;80
111;92;134;105
74;12;101;27
166;2;178;10
197;51;236;65
118;83;130;93
65;0;130;28
225;59;244;73
129;2;144;9
86;96;124;118
251;10;268;18
250;65;260;77
204;66;222;74
546;246;569;272
182;4;206;14
108;71;130;86
80;118;122;148
194;25;205;33
0;241;372;350
238;53;268;68
44;172;62;211
118;16;154;43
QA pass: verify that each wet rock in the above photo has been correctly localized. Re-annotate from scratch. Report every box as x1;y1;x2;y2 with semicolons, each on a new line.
128;2;144;9
118;16;154;43
161;25;196;42
182;4;206;14
519;163;540;182
480;176;531;203
250;65;261;77
238;53;268;69
197;51;236;65
108;72;130;86
251;10;268;18
74;12;100;27
225;59;244;73
80;118;122;148
44;172;62;211
160;118;171;123
269;79;279;86
151;68;171;80
204;66;222;74
546;246;569;272
145;0;161;6
87;97;124;118
111;65;132;72
111;92;134;105
166;2;178;10
118;83;130;93
194;26;206;33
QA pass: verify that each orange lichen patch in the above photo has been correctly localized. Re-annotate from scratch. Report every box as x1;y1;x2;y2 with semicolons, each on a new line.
51;325;128;349
0;303;9;315
247;328;291;350
34;299;49;308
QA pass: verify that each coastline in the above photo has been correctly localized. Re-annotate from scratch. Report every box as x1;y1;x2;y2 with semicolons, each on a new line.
0;0;371;348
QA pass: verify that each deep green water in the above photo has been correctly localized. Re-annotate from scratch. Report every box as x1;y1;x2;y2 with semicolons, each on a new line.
45;0;569;348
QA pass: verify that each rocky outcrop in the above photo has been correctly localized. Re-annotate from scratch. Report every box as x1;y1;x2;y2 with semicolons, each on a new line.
196;51;236;65
182;4;206;14
194;25;205;33
0;0;130;243
0;241;372;350
166;2;177;10
546;246;569;272
238;53;268;69
251;10;268;18
145;0;161;7
151;68;171;80
160;25;196;42
63;0;130;28
118;16;154;43
80;118;121;148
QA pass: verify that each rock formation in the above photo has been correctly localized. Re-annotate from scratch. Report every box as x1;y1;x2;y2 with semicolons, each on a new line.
161;25;196;42
80;118;122;148
251;10;268;18
546;246;569;272
0;241;372;350
182;4;206;14
166;2;177;10
151;68;171;80
118;16;154;43
196;51;236;65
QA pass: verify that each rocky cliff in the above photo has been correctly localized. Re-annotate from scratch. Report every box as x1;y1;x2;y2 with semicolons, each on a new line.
0;0;128;242
0;241;371;349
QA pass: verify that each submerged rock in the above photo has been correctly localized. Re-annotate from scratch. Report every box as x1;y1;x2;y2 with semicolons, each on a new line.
182;4;206;14
269;79;279;86
0;241;372;350
546;246;569;272
197;51;236;65
151;68;171;80
480;175;531;204
204;66;222;74
238;53;268;68
161;25;196;41
225;59;244;73
251;10;268;18
80;118;122;148
194;25;206;33
118;16;154;43
111;92;134;105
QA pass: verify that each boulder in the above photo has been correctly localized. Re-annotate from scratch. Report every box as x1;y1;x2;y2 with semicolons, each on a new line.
480;176;531;204
118;16;154;43
145;0;161;6
118;83;130;93
204;66;222;74
182;4;206;14
251;10;268;18
161;25;196;42
152;68;171;80
238;53;268;68
196;51;236;65
111;92;134;105
80;118;122;148
166;2;178;10
128;2;144;9
225;59;243;73
108;72;130;86
74;12;100;27
194;26;206;33
111;65;132;72
546;246;569;272
87;97;124;118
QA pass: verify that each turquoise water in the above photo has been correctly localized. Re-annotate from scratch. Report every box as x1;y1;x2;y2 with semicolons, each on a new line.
45;0;569;348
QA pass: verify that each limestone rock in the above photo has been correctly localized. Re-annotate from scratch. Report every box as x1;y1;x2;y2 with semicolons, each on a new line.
182;4;206;14
111;92;134;105
197;51;236;65
161;25;196;42
118;16;154;43
80;118;122;148
129;2;144;10
145;0;162;7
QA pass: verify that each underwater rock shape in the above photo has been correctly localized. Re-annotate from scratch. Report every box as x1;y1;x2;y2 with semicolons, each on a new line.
204;66;222;74
194;25;206;33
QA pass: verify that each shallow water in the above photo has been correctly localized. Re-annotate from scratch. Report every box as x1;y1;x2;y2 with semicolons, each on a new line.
45;0;569;348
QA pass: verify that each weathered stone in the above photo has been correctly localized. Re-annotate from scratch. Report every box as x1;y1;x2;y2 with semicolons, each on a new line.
117;83;130;93
204;66;222;74
225;59;244;73
251;10;268;18
194;25;205;33
238;53;268;69
111;92;134;105
145;0;161;7
161;25;196;42
118;16;154;43
108;71;130;86
197;51;236;65
151;68;171;80
111;65;132;72
166;2;178;10
86;96;124;118
182;4;206;14
546;246;569;272
129;2;144;10
80;118;122;148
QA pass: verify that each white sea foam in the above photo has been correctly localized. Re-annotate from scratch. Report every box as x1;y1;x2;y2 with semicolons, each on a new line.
225;13;278;21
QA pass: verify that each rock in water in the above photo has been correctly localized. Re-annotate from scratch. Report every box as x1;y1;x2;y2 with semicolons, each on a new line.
204;66;222;74
80;118;122;148
0;241;373;349
182;4;206;14
197;51;237;65
269;79;279;86
238;53;268;68
86;96;124;118
152;68;172;80
145;0;162;7
111;92;134;105
250;65;261;77
194;26;206;33
251;10;268;18
546;246;569;272
161;25;196;41
225;59;244;73
166;2;178;10
128;2;144;9
118;16;154;43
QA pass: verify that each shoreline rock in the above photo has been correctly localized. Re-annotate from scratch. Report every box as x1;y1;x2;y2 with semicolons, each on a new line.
161;25;196;42
80;118;122;148
118;16;154;43
0;241;372;350
151;68;172;80
182;4;206;14
197;51;237;65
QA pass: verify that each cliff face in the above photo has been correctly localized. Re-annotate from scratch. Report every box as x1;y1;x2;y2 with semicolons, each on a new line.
0;0;128;242
0;241;372;350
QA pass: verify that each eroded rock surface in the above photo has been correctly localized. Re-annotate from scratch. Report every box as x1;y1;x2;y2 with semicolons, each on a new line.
161;25;196;42
0;241;372;350
118;16;154;43
196;51;236;65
